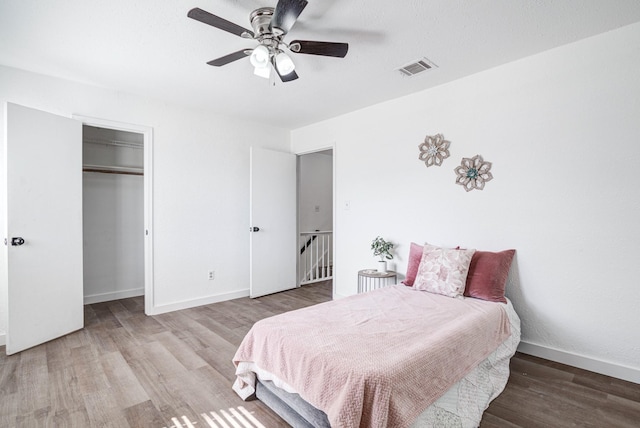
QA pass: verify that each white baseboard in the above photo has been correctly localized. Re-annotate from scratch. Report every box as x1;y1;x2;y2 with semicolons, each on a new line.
148;289;250;315
518;341;640;384
0;332;5;347
84;288;144;305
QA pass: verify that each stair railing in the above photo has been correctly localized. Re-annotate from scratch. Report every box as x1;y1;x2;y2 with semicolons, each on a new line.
299;231;333;285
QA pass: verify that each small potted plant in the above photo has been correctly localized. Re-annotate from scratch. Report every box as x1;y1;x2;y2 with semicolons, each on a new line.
371;236;394;273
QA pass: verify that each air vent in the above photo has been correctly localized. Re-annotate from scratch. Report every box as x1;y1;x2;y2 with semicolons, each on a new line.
397;57;438;77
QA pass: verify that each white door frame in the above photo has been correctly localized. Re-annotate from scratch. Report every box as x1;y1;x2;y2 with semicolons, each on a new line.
294;144;336;297
73;115;154;315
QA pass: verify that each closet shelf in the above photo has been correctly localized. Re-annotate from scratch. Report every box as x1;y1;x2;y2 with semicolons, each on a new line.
83;164;143;176
84;137;143;150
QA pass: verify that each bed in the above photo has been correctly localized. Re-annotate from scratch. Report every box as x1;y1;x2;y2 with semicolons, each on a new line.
232;283;520;427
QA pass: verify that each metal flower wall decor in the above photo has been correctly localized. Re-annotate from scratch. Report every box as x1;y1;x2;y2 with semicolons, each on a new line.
454;155;493;192
418;133;450;167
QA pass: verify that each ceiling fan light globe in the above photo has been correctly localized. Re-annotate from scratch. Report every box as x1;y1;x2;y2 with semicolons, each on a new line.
254;65;271;79
275;52;296;76
250;45;270;68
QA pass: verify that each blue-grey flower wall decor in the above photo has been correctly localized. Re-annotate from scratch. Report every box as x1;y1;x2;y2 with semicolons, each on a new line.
454;155;493;192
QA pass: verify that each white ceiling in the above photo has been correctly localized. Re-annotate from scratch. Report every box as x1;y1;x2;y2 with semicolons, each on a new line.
1;0;640;130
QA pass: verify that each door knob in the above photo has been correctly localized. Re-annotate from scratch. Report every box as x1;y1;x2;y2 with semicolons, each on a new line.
11;237;25;246
250;227;260;232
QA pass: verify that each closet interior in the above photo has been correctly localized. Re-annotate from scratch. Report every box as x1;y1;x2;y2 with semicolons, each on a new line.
82;125;145;304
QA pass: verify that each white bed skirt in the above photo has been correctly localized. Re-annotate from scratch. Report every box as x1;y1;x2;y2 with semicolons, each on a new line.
410;298;521;427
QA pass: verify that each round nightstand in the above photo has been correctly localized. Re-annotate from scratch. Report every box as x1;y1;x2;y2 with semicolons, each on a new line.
357;269;397;293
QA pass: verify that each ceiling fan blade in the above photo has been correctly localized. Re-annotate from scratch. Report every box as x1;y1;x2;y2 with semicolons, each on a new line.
188;8;254;39
207;50;252;67
279;69;299;82
272;56;299;82
289;40;349;58
269;0;308;35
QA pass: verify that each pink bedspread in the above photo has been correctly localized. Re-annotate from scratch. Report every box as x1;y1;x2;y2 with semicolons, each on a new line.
233;285;511;428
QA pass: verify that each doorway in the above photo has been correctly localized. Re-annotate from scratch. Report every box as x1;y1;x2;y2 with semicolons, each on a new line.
248;147;334;297
82;125;145;304
297;149;334;287
75;114;154;315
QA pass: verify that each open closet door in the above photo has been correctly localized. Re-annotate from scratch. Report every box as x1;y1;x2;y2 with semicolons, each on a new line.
5;103;84;354
249;147;297;298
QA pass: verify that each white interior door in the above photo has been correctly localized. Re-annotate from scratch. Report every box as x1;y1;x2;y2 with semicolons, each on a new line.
249;147;297;298
5;103;84;355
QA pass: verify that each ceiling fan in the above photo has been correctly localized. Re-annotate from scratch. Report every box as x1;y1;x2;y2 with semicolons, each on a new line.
187;0;348;82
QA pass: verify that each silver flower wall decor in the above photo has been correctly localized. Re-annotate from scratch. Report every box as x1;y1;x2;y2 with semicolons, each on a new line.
418;133;450;167
454;155;493;192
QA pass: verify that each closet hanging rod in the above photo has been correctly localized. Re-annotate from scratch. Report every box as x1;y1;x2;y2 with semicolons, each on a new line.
83;164;143;176
83;137;143;150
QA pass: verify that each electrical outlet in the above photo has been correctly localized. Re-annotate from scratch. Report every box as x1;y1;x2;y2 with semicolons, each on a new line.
208;270;215;280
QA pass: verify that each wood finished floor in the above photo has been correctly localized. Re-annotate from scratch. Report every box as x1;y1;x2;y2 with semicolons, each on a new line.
0;280;638;427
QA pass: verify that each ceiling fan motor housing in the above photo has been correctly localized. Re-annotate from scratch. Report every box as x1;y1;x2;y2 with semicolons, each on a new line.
250;7;283;55
250;8;275;37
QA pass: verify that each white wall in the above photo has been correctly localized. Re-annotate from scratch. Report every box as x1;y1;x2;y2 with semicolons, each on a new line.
0;65;290;342
292;23;640;382
298;151;333;232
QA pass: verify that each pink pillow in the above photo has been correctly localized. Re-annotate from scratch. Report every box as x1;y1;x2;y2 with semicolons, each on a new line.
401;242;423;286
414;244;476;298
464;250;515;303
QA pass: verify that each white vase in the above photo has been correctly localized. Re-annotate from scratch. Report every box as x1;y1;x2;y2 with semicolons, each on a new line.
377;260;387;273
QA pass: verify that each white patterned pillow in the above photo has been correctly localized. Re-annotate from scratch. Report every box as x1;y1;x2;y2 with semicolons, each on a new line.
413;244;476;298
